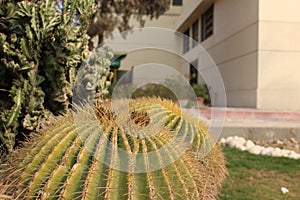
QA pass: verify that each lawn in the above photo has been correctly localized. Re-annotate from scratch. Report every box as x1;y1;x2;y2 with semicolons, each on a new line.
219;147;300;200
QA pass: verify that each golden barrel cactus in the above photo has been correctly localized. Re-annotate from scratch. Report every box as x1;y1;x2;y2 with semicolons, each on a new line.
1;98;226;199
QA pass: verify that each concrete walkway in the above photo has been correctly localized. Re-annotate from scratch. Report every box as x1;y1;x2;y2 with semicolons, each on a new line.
184;107;300;141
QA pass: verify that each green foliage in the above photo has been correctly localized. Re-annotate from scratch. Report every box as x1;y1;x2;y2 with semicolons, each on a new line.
0;0;97;152
1;98;227;199
130;83;211;106
192;84;211;105
132;83;177;99
164;76;195;99
0;87;24;152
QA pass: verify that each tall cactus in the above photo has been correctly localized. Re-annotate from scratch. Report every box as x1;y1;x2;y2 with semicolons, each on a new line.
0;0;99;152
1;98;227;199
0;86;24;152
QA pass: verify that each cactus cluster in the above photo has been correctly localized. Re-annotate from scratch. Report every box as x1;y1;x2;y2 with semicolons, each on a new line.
1;98;227;199
0;0;99;152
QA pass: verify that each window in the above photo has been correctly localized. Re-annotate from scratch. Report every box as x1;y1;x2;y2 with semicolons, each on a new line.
190;60;198;85
183;28;190;53
201;4;214;41
172;0;182;6
192;19;199;47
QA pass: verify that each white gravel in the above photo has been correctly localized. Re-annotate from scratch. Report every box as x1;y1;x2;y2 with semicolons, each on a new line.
220;136;300;159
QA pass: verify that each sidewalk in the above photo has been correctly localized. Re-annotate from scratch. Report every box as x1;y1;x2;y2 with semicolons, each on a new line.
184;107;300;141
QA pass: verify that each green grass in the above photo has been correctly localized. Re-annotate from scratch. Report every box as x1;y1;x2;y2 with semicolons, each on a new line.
219;147;300;200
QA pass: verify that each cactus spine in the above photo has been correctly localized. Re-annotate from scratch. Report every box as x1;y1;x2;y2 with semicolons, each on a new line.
1;98;227;199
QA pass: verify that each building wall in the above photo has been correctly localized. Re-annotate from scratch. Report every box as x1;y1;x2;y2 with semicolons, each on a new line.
125;4;183;30
178;0;259;107
104;2;189;85
104;28;188;83
257;0;300;110
103;0;300;110
119;49;190;85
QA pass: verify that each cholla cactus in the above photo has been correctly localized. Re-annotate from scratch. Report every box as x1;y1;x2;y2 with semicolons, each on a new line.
1;98;227;199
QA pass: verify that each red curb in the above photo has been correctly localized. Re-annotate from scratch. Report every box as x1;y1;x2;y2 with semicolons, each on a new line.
197;108;300;121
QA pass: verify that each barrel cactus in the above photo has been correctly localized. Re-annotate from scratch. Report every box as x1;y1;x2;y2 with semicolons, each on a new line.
1;98;226;199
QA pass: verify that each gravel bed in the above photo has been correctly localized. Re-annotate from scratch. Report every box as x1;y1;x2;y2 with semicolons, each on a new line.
254;138;300;154
220;136;300;159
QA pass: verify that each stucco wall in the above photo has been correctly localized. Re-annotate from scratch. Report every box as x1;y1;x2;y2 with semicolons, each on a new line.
210;0;259;107
103;0;300;110
257;0;300;110
104;3;188;85
180;0;259;107
103;0;218;96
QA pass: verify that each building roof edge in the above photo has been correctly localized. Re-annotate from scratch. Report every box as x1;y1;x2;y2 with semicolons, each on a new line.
176;0;204;31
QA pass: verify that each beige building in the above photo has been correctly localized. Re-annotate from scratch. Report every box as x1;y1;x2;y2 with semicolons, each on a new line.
105;0;300;110
104;0;188;84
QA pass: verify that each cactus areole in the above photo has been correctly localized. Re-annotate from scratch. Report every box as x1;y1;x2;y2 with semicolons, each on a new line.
1;98;226;199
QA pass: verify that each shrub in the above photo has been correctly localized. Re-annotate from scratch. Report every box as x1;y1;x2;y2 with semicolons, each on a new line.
192;84;211;105
132;83;177;100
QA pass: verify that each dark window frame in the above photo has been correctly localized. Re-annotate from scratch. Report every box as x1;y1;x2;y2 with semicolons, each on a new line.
190;60;198;85
183;28;190;53
192;19;199;47
201;4;214;41
172;0;183;6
